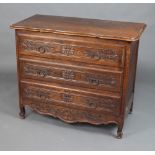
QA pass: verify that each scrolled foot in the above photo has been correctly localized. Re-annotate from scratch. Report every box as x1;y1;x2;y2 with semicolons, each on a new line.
116;123;123;139
129;101;133;114
19;112;25;119
19;106;25;119
129;109;132;114
116;131;123;139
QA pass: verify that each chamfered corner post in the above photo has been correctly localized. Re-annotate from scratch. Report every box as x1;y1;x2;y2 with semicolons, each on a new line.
129;40;140;115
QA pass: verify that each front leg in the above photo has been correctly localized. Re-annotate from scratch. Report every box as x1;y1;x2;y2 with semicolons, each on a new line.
19;105;25;119
116;123;123;139
129;101;133;114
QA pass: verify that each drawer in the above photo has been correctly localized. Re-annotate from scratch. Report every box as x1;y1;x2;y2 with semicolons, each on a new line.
18;34;125;68
20;81;121;116
19;59;123;93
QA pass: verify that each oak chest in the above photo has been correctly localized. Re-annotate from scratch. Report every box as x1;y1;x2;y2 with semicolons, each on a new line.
10;14;146;138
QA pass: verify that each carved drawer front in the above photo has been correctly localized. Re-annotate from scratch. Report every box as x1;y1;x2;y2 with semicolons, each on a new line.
18;34;125;68
22;101;118;125
20;59;123;93
21;81;121;116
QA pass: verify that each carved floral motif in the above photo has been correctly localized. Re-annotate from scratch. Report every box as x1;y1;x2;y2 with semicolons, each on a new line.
24;65;52;78
24;87;50;101
22;40;51;54
84;49;120;61
84;74;116;86
27;101;107;123
62;70;75;80
84;97;117;110
61;91;74;102
61;45;75;56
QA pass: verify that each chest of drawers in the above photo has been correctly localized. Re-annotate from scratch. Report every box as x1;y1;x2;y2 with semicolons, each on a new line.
10;14;146;138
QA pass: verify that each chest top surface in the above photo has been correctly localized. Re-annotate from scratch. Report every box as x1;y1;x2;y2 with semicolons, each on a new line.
10;14;146;41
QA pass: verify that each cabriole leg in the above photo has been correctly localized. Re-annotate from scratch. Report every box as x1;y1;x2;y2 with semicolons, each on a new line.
19;105;25;119
129;101;133;114
116;123;123;139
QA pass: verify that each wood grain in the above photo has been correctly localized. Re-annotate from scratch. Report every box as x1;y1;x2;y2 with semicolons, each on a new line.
10;14;146;41
10;14;146;138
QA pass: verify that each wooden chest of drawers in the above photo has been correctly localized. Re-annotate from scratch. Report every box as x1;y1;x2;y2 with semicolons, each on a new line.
10;14;146;138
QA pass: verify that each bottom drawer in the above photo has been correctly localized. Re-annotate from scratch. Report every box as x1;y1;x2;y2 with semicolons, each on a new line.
20;81;121;119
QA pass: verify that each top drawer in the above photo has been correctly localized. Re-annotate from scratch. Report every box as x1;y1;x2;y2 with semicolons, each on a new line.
17;32;125;68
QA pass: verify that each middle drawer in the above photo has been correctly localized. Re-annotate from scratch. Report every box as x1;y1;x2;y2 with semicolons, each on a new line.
19;59;123;93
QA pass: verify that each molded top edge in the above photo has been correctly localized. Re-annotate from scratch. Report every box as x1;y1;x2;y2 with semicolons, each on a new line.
10;14;146;41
